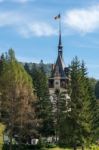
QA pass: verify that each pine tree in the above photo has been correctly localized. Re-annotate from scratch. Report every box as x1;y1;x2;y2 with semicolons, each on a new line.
52;89;70;145
30;64;54;137
95;81;99;100
80;61;92;147
89;80;99;143
69;57;91;149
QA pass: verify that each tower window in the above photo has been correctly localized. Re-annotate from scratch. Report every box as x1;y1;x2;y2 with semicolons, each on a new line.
55;82;59;85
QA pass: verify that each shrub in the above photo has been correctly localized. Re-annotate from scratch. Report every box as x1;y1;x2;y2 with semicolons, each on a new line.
46;142;56;148
2;144;45;150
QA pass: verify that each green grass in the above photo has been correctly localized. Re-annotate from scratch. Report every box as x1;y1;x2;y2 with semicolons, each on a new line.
48;148;77;150
48;146;99;150
48;147;72;150
48;148;70;150
48;147;90;150
0;123;5;149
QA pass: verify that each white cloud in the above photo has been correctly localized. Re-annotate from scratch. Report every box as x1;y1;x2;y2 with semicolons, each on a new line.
0;12;22;26
0;11;56;37
63;5;99;34
19;22;57;37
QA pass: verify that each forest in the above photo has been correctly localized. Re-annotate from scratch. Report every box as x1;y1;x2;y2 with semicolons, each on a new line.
0;49;99;150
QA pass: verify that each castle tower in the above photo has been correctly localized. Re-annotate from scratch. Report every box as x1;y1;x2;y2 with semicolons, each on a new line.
49;14;70;95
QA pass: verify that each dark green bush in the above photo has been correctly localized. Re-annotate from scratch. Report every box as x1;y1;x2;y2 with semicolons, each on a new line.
45;142;56;148
2;144;43;150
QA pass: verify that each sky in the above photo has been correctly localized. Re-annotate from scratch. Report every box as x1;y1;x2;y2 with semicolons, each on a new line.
0;0;99;79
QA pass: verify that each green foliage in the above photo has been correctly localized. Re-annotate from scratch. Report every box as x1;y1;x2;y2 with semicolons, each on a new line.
95;81;99;100
0;50;99;149
25;63;54;137
0;49;36;149
52;90;70;145
89;85;99;142
90;144;99;150
3;144;45;150
89;78;97;91
24;62;52;77
37;137;46;149
59;57;92;148
0;123;5;149
46;143;56;148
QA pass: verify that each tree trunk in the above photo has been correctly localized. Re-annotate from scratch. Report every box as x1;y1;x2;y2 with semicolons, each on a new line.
19;132;22;150
55;90;59;144
73;145;77;150
82;145;84;150
19;104;23;150
55;129;58;144
9;129;13;150
3;132;4;144
9;97;14;150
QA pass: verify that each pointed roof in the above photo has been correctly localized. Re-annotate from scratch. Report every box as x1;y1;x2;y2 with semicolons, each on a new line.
58;29;62;50
54;54;66;77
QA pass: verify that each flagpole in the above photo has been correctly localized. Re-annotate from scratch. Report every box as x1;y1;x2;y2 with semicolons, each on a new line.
58;13;63;57
59;14;61;38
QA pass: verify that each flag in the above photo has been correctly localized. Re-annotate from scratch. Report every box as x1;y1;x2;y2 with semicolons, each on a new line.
54;14;61;20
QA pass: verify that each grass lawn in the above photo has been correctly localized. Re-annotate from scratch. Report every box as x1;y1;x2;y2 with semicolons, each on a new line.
48;148;71;150
48;147;77;150
48;148;85;150
48;147;90;150
0;123;5;149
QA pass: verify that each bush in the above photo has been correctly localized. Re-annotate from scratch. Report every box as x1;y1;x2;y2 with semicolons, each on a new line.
37;137;46;149
45;142;56;148
2;144;45;150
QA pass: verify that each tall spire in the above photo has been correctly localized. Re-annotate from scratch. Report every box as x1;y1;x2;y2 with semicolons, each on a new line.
58;14;63;58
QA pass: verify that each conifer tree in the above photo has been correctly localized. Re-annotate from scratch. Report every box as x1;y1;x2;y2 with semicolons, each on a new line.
89;80;99;143
95;81;99;100
68;57;91;150
52;89;70;145
31;64;54;137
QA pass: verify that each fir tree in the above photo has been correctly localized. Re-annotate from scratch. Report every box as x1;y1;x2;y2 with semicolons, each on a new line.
95;81;99;100
89;81;99;143
31;64;54;137
69;57;91;150
53;89;70;145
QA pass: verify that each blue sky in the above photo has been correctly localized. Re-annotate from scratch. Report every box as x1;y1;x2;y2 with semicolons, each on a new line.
0;0;99;79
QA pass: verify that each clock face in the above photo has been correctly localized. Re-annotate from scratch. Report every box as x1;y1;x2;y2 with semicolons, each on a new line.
54;79;60;89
